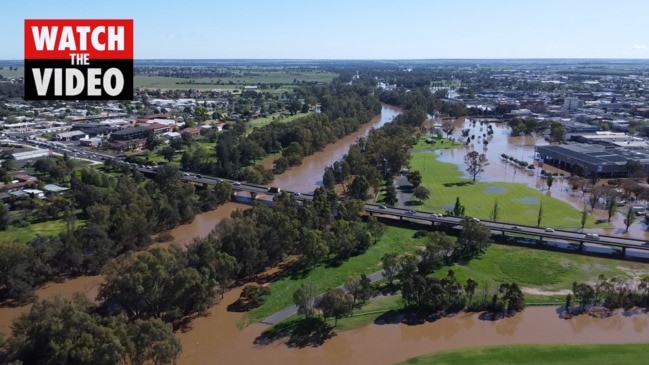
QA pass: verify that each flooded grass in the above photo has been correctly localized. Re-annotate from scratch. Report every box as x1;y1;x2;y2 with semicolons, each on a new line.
433;245;629;291
248;226;426;322
396;343;649;365
410;152;601;229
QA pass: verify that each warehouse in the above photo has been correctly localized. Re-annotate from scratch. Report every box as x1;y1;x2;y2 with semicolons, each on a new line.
535;144;649;178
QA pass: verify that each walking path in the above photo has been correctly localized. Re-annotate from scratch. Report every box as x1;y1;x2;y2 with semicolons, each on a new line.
260;269;386;325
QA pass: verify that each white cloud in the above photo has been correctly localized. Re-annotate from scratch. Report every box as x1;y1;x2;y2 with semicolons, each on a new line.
633;44;647;49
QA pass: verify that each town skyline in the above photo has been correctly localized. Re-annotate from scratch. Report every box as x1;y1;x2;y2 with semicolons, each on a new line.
2;0;649;60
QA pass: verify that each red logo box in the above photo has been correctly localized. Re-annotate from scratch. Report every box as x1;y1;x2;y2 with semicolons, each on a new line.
24;19;133;100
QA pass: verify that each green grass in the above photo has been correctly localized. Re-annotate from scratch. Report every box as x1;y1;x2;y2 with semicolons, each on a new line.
0;67;23;79
0;219;69;244
134;70;337;90
332;295;404;331
412;137;463;151
247;226;426;322
396;343;649;365
410;152;602;229
247;112;309;132
432;244;632;291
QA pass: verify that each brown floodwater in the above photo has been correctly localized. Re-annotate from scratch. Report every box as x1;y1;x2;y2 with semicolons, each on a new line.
261;105;402;194
430;118;649;240
177;288;649;365
4;111;649;364
163;202;250;247
0;275;102;334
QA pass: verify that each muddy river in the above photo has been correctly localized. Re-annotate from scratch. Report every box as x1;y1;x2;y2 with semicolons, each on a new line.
177;289;649;365
261;105;401;194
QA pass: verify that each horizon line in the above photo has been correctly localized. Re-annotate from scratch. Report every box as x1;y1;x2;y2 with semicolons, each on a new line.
2;57;649;62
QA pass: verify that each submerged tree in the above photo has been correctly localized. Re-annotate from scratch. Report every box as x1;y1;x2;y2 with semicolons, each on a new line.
464;151;488;182
625;208;636;233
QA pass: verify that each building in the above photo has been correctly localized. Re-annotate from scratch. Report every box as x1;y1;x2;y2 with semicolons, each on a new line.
536;144;649;178
54;130;86;141
111;126;149;141
12;149;51;160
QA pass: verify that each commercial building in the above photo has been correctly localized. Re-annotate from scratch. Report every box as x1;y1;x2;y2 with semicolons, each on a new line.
535;144;649;178
111;126;149;141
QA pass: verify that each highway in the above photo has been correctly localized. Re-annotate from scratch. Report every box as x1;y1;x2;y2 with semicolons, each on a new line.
19;148;648;260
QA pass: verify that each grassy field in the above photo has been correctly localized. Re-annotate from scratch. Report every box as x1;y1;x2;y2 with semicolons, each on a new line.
247;226;427;322
396;343;649;365
431;244;636;292
134;70;337;90
0;66;23;79
247;112;309;132
0;219;69;244
412;137;463;151
409;152;601;229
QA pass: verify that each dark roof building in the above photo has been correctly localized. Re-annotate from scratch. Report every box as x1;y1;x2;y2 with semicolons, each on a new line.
111;126;149;141
536;144;649;178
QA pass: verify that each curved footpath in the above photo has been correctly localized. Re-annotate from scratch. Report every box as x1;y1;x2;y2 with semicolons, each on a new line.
260;269;386;325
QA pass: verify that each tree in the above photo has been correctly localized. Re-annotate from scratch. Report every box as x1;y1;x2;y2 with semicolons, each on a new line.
571;163;587;177
626;159;645;179
213;181;233;205
300;230;329;269
625;207;636;233
0;243;36;303
549;122;566;143
412;186;430;204
490;199;500;221
381;252;399;288
581;205;588;232
322;167;336;190
348;175;370;201
546;174;554;191
240;285;271;308
464;151;488;182
316;287;354;326
8;296;128;365
160;146;176;162
455;217;491;260
406;170;423;188
0;202;9;230
383;184;398;206
442;120;455;138
452;196;465;217
465;278;478;304
98;248;215;321
127;318;182;365
294;283;317;318
537;203;543;228
606;195;617;223
499;282;525;313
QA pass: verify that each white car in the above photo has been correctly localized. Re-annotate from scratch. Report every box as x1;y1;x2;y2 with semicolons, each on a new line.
431;213;443;218
585;233;600;240
545;227;555;232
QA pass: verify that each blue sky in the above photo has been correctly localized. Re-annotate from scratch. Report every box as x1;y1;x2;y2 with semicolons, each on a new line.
4;0;649;60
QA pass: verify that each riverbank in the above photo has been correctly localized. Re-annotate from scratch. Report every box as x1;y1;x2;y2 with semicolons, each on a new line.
394;343;649;365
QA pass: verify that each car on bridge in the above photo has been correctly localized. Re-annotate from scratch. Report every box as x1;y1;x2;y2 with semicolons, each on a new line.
430;213;443;218
585;233;600;240
545;227;555;232
406;210;416;215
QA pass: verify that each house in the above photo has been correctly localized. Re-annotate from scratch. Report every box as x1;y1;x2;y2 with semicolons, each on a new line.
43;184;69;195
162;132;181;140
179;127;201;136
